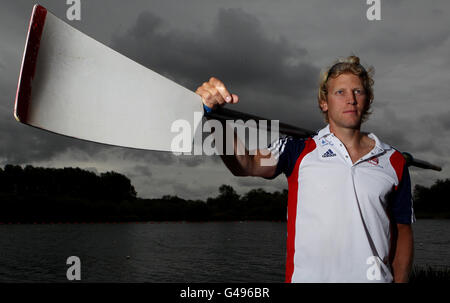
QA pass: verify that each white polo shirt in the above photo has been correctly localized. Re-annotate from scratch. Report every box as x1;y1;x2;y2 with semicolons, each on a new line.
269;124;415;283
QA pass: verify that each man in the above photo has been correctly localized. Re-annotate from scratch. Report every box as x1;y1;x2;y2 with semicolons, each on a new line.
195;56;414;283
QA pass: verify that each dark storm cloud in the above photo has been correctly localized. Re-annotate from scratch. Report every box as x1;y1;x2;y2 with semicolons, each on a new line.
120;149;210;168
0;118;111;165
126;165;152;178
84;167;99;175
432;8;444;16
359;1;450;58
171;182;204;199
179;155;205;167
111;7;319;104
362;28;450;55
121;149;177;166
440;112;450;131
367;102;449;165
407;110;450;157
236;177;274;188
158;179;218;199
365;106;411;148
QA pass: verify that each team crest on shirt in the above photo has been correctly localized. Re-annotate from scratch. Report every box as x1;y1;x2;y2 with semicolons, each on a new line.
368;156;383;168
368;157;379;165
322;149;336;158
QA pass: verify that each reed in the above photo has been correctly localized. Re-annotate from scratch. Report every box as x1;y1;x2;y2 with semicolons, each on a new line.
409;265;450;282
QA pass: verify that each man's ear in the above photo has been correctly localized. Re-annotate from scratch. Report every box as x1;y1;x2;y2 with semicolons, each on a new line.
319;98;328;113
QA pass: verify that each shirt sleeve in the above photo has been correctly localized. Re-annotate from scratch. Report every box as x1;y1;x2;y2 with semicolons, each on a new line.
265;136;307;179
390;164;416;224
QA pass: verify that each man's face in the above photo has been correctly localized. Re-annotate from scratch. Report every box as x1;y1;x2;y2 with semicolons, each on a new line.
320;73;368;129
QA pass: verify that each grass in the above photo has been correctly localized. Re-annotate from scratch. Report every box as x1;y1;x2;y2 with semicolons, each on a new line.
409;265;450;282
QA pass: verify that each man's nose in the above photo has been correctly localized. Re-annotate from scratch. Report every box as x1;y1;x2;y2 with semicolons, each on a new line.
348;93;357;105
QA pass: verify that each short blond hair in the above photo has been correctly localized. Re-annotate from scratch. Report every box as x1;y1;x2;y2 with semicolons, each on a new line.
318;55;375;123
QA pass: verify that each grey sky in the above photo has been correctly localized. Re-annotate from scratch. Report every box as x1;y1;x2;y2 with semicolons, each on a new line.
0;0;449;199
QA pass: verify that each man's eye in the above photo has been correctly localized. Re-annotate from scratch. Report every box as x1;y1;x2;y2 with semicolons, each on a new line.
336;90;344;95
354;89;364;94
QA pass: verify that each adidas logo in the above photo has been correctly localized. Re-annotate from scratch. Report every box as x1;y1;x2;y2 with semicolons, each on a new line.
322;149;336;158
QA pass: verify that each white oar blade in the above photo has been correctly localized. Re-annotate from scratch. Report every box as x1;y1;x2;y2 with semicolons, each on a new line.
15;5;202;152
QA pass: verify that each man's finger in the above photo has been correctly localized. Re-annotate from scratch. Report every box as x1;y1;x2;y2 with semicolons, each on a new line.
231;94;239;104
202;82;226;105
196;87;214;107
209;77;232;103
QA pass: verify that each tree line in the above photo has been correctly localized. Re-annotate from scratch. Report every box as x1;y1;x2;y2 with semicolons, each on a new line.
0;164;448;222
413;179;450;219
0;165;287;222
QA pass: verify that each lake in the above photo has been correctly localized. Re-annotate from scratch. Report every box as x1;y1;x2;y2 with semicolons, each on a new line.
0;220;448;282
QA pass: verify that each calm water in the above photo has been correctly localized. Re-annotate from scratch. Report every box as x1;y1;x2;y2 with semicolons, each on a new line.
0;220;448;282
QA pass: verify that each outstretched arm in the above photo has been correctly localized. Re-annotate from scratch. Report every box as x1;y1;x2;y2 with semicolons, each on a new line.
196;77;277;178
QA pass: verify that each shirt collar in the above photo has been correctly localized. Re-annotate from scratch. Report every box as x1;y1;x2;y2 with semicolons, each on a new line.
317;124;332;139
367;132;391;154
317;124;391;154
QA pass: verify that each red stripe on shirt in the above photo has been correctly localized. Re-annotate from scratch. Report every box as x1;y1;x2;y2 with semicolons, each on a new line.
285;138;316;283
388;150;406;266
389;150;406;190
